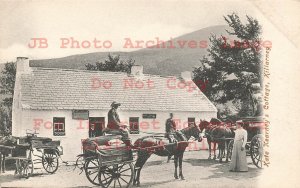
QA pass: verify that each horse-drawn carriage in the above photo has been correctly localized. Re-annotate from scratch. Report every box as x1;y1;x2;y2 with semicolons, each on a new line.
200;116;265;168
0;130;63;178
75;124;202;187
227;116;265;168
76;135;134;187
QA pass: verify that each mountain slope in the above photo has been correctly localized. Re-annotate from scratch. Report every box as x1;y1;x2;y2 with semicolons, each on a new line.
30;25;229;76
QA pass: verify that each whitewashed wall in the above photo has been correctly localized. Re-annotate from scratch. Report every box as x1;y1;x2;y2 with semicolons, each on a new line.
16;109;216;161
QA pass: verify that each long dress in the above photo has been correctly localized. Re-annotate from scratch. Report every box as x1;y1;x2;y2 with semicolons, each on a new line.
229;128;248;172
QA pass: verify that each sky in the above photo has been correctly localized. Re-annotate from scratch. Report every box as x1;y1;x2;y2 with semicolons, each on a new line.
0;0;259;63
0;0;299;63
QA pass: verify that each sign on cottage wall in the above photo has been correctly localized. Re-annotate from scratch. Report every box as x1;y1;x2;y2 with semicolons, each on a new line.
142;114;156;119
72;110;89;120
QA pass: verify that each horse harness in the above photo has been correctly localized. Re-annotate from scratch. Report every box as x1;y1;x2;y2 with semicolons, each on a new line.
137;130;188;154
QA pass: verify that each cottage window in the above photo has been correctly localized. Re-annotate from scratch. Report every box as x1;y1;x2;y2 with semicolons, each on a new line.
129;117;139;134
188;117;195;127
53;117;65;136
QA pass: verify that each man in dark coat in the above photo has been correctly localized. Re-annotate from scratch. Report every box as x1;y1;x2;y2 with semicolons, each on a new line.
106;101;131;146
165;113;177;163
107;102;122;130
165;113;177;143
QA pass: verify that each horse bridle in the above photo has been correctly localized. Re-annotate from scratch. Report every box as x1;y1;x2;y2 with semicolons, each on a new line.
189;124;202;142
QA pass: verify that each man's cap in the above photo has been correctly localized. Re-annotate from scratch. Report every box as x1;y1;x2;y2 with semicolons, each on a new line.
111;101;121;107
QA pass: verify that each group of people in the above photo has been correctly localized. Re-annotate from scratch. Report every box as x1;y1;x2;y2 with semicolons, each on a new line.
105;101;248;172
105;102;180;146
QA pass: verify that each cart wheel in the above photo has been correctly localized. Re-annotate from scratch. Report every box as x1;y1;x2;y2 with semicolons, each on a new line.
250;134;264;169
227;140;234;160
16;159;34;178
75;155;85;174
85;157;101;185
42;152;59;173
22;159;34;178
99;163;134;188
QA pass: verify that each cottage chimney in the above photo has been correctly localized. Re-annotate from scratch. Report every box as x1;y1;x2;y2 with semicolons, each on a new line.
181;71;192;81
12;57;32;136
16;57;32;74
131;65;144;77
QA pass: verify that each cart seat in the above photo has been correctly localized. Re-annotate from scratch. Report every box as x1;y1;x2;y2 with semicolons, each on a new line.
134;136;175;148
82;135;122;147
29;137;52;142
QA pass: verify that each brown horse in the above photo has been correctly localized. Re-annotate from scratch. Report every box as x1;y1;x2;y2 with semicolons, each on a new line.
199;119;234;162
133;124;202;186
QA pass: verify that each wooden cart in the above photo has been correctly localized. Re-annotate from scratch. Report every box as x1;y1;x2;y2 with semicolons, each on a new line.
76;135;134;188
0;132;63;178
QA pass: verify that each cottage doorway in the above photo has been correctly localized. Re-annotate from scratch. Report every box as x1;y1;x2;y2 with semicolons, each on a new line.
89;117;105;138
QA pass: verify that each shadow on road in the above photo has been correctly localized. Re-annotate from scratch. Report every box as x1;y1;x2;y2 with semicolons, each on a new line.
136;179;177;188
184;158;217;167
204;163;261;180
0;171;51;184
144;160;164;167
184;158;261;180
0;173;18;184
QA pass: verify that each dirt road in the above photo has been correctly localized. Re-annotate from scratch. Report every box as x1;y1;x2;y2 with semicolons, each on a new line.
0;150;261;188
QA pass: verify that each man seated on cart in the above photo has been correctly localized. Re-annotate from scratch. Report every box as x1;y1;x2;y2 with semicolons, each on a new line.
105;101;133;147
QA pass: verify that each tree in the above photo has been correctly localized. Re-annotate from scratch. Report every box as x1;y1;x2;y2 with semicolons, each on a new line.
85;54;135;73
0;62;16;135
193;13;262;117
0;106;10;136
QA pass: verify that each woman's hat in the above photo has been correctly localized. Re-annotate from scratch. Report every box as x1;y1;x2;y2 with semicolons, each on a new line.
236;120;244;125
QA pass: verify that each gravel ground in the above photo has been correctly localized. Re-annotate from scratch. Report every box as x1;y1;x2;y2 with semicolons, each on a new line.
0;150;261;188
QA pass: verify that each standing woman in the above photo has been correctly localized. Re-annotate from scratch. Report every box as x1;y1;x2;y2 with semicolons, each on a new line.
229;120;248;172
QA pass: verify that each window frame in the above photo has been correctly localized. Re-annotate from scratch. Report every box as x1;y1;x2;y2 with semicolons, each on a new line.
129;117;139;134
53;117;66;136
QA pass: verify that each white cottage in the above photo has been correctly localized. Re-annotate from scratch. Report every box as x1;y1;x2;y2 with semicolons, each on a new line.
12;57;217;161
